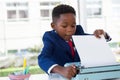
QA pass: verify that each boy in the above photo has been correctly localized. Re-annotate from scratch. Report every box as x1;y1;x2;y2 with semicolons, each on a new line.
38;4;111;79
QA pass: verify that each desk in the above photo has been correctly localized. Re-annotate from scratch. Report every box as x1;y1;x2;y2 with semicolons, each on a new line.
0;74;49;80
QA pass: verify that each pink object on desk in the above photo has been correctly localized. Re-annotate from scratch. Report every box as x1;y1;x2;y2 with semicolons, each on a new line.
8;74;30;80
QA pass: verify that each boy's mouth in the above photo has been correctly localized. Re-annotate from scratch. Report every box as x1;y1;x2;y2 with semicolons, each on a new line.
65;34;72;37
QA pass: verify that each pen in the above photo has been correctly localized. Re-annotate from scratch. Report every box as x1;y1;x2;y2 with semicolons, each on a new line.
23;57;27;69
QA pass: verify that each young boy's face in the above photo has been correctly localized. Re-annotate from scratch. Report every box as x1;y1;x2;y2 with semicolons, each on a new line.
51;13;76;41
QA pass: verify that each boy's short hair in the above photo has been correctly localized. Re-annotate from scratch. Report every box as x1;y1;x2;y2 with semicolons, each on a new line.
52;4;76;22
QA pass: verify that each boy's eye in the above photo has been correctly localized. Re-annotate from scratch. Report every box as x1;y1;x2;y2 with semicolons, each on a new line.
71;25;76;28
71;25;75;28
62;25;67;28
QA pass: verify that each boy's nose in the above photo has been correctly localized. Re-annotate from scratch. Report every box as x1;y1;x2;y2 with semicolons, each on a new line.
67;26;73;31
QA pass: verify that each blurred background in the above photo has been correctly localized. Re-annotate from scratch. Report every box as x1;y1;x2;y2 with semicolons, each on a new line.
0;0;120;77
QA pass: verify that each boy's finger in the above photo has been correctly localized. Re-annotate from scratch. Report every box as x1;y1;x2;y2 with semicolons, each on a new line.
71;65;78;77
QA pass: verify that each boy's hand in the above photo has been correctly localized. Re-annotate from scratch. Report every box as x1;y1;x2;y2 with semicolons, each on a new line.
93;29;106;38
51;65;77;79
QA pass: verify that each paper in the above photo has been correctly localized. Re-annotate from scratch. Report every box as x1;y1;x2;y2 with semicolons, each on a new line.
72;35;119;68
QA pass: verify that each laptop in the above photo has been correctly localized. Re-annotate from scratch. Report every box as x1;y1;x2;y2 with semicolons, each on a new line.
72;35;119;68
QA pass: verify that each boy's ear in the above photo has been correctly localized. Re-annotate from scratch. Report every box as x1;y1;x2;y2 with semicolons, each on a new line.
51;22;55;29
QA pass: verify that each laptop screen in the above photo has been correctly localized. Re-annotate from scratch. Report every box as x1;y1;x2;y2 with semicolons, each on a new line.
72;35;119;68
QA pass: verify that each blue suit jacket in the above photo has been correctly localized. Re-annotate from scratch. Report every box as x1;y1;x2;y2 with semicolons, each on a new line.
38;25;88;73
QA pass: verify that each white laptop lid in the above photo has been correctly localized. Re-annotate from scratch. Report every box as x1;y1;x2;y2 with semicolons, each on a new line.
72;35;119;68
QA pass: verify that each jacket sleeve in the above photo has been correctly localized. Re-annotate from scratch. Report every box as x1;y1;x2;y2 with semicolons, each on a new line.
38;33;56;73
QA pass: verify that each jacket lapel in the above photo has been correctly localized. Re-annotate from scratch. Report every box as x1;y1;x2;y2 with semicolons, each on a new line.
52;31;72;56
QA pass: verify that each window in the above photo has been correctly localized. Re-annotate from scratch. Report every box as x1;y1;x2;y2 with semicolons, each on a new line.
6;2;28;21
7;10;16;19
51;2;60;5
40;2;49;6
86;0;102;17
19;10;28;18
6;2;28;7
40;2;60;6
86;0;102;4
40;1;60;20
87;8;101;17
40;9;49;17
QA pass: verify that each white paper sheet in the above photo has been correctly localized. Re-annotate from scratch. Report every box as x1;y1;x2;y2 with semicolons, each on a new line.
72;35;119;68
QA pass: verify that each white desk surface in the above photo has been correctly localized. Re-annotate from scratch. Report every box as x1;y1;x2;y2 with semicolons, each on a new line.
0;74;49;80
